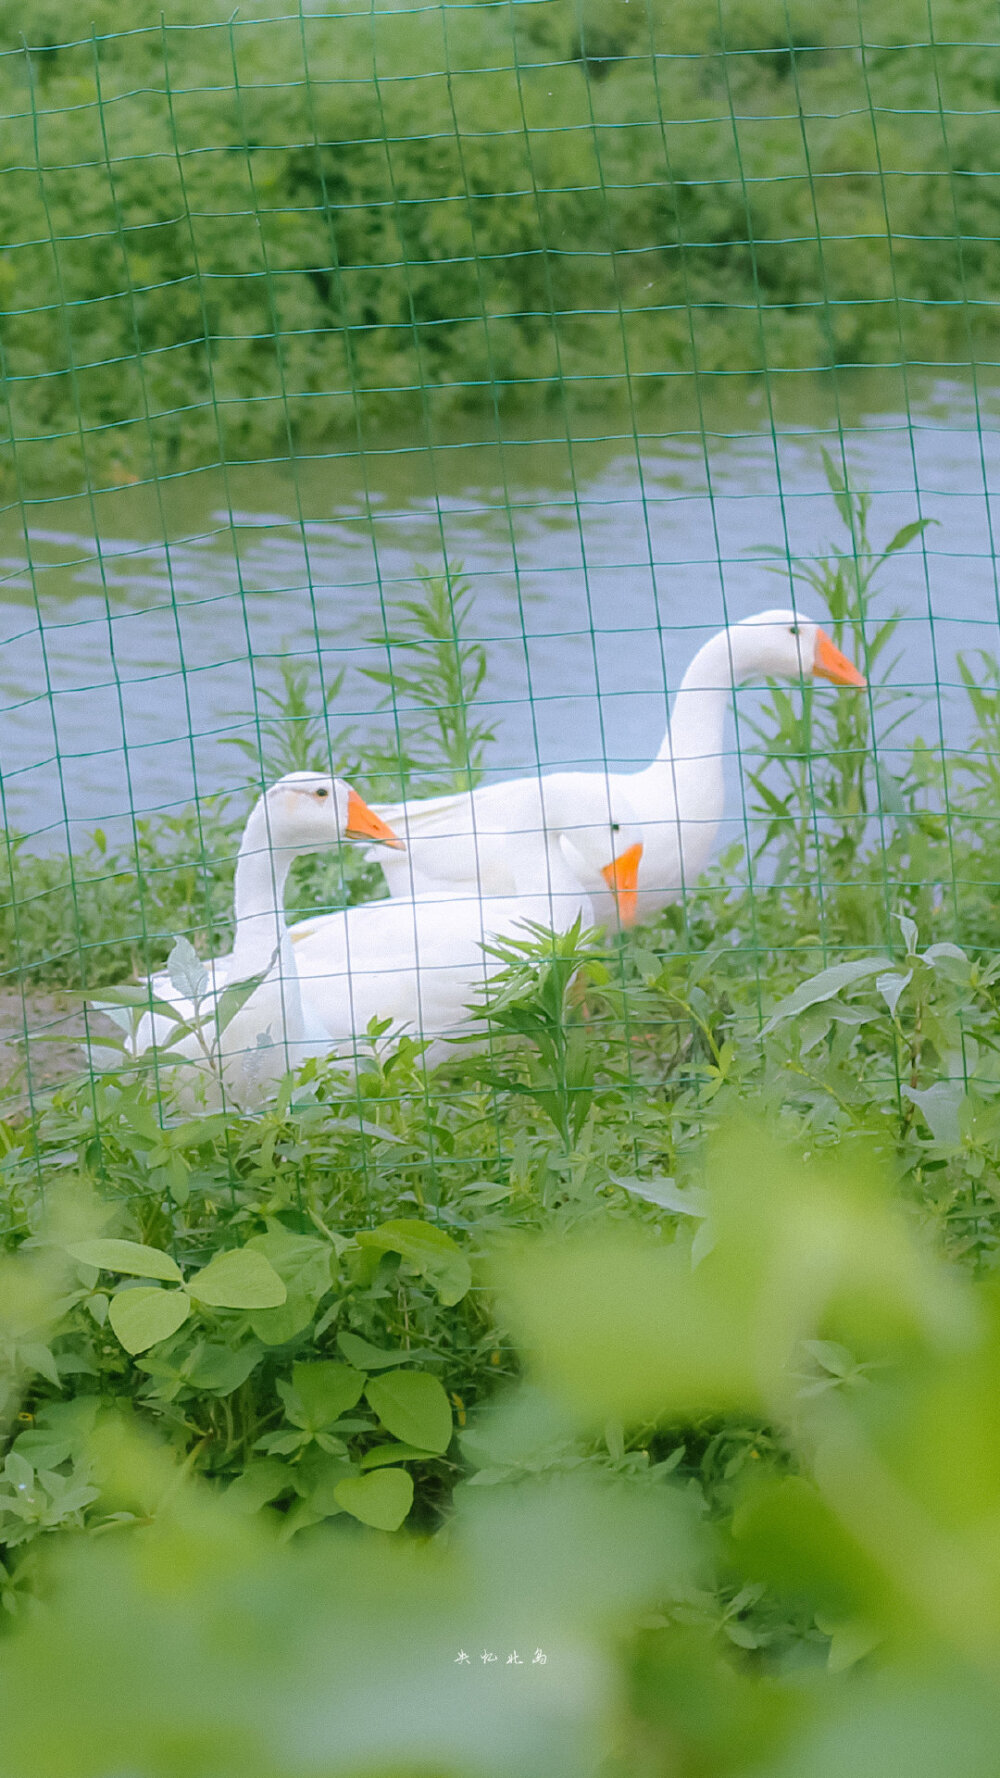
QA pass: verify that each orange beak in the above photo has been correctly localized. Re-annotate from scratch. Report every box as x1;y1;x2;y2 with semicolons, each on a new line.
345;788;406;850
813;629;867;688
601;841;643;928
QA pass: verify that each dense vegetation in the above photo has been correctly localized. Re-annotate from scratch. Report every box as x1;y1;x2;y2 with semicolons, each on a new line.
4;472;1000;1768
2;0;998;493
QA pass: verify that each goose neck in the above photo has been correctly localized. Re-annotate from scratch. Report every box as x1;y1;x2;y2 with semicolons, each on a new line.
227;803;296;979
655;630;738;765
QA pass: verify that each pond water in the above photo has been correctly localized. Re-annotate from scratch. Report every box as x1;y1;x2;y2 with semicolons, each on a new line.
1;368;998;854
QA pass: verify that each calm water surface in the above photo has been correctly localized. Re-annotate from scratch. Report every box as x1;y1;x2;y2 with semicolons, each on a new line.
2;370;999;854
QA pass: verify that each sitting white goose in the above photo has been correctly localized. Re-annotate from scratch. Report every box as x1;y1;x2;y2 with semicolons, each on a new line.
129;772;402;1102
286;776;645;1069
365;610;866;928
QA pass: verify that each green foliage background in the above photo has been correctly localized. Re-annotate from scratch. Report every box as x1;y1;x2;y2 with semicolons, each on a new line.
2;0;999;493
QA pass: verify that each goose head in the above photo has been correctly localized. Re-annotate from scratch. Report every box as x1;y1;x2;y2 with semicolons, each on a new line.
254;772;406;854
727;610;867;687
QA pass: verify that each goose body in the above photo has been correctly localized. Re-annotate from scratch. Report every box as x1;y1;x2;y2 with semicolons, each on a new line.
286;777;645;1068
127;772;402;1103
368;611;866;927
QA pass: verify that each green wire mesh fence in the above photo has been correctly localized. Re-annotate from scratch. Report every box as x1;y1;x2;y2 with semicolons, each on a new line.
1;0;998;1168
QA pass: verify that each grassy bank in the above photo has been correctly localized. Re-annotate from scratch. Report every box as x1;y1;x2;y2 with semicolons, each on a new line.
2;0;998;494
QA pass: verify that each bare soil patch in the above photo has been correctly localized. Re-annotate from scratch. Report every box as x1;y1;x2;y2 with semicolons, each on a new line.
0;991;115;1106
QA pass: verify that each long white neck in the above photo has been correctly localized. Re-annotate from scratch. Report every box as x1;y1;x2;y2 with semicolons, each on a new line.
623;629;741;886
228;799;297;980
653;628;741;767
220;801;306;1091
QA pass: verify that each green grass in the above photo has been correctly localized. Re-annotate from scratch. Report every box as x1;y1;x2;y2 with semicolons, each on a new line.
4;477;1000;1769
2;0;998;493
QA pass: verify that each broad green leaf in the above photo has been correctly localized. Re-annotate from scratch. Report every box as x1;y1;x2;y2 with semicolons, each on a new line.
286;1361;365;1432
246;1232;334;1340
293;1448;355;1515
108;1287;191;1355
356;1219;471;1306
896;913;919;956
88;984;188;1017
902;1082;964;1147
187;1248;286;1310
249;1294;316;1347
64;1239;184;1285
360;1442;437;1471
334;1466;413;1531
12;1398;102;1471
875;970;911;1018
364;1370;452;1455
166;935;210;1002
17;1343;61;1387
186;1342;264;1396
247;1231;334;1302
336;1331;426;1371
923;942;969;970
760;959;888;1036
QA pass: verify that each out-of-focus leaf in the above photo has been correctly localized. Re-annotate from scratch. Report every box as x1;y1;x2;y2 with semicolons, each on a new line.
498;1130;971;1425
224;1460;294;1514
610;1174;709;1217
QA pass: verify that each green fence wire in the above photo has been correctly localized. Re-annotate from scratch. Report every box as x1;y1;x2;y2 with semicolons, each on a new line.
1;0;999;1176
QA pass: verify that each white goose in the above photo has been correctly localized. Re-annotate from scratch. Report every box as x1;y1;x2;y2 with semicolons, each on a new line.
286;775;645;1069
128;772;402;1102
365;610;866;928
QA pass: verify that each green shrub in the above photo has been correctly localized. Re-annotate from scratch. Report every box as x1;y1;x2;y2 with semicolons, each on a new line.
2;0;998;493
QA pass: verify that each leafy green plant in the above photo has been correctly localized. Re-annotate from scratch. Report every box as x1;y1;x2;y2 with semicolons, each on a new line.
362;569;498;799
744;450;935;912
222;657;359;785
2;1;996;495
468;919;605;1154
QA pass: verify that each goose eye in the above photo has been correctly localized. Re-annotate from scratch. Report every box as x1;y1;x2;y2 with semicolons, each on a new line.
789;624;800;637
611;823;620;834
315;787;329;799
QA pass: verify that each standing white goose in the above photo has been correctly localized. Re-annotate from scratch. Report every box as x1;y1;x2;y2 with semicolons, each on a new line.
127;772;402;1102
286;776;645;1069
364;610;866;928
